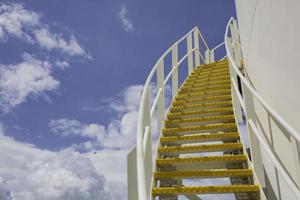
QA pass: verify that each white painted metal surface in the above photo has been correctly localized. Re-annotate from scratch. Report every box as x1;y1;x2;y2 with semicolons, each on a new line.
225;17;300;200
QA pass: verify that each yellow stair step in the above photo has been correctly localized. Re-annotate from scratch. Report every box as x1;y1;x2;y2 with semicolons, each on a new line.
189;71;230;79
158;143;243;154
175;89;231;99
154;169;253;179
167;107;233;119
188;73;230;81
173;95;232;105
192;67;229;75
163;123;237;136
180;84;231;93
165;114;235;126
152;185;259;196
156;155;248;165
184;80;231;88
186;76;230;84
160;132;240;144
170;101;232;112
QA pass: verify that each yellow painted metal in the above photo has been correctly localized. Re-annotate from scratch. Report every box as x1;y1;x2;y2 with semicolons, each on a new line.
189;72;230;79
158;143;243;154
183;80;231;89
180;84;231;92
152;60;260;199
163;123;237;136
156;155;248;165
154;169;253;179
170;101;232;112
185;76;231;84
173;95;232;105
191;67;229;75
160;132;240;144
167;107;233;119
175;89;231;99
165;114;235;125
152;185;259;196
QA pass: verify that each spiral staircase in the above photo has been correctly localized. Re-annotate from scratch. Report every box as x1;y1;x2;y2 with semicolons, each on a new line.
127;18;300;200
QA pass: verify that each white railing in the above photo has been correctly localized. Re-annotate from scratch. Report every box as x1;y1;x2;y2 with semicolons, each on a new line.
130;26;225;200
225;17;300;199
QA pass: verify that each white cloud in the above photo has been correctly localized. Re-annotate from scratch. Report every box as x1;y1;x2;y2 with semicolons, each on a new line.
50;84;145;149
0;3;87;57
50;119;106;143
0;53;59;112
0;124;112;200
48;84;167;199
55;60;70;69
34;28;86;56
0;3;39;42
118;5;134;32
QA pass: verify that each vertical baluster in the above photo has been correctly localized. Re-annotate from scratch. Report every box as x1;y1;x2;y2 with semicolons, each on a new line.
205;49;210;64
156;60;165;135
187;33;193;74
172;44;178;99
210;49;215;62
193;30;200;66
242;82;266;188
143;84;152;198
143;126;152;198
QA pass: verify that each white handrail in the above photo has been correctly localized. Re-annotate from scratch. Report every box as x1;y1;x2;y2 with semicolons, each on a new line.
136;26;211;200
211;41;225;52
225;17;300;199
225;17;300;143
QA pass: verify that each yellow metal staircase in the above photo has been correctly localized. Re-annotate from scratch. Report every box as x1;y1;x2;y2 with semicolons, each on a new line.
152;60;260;199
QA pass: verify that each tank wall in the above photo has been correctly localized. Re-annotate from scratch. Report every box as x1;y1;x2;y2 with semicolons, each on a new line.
235;0;300;199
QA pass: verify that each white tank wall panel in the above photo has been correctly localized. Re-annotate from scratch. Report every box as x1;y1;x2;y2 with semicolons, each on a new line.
235;0;300;199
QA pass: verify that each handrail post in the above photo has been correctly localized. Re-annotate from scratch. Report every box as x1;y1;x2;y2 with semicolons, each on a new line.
157;59;165;135
193;30;200;67
205;49;210;64
143;126;152;197
172;45;178;99
143;85;152;198
242;82;266;188
187;33;194;74
210;49;215;62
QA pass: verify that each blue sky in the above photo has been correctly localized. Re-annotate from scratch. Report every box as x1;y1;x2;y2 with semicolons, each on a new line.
0;1;236;199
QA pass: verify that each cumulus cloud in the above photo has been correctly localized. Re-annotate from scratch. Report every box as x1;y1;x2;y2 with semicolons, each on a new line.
118;5;134;32
0;3;87;57
50;85;144;149
34;28;86;56
48;84;171;199
0;53;59;112
55;60;70;69
0;124;112;200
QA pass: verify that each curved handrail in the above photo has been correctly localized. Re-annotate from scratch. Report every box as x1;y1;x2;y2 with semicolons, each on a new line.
136;26;210;200
225;17;300;199
225;17;300;143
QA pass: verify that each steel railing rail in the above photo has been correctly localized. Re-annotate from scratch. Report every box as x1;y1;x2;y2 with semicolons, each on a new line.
225;17;300;199
136;26;210;200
